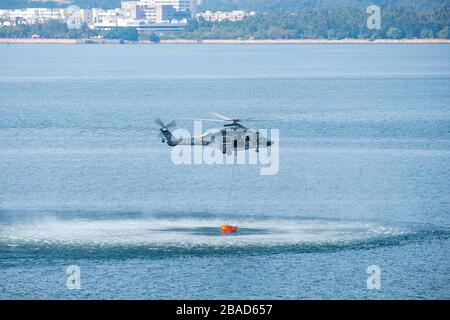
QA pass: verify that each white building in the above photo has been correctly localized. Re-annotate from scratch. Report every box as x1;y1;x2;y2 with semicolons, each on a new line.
155;0;192;12
0;8;70;25
0;8;66;24
136;0;192;10
197;10;255;22
122;0;194;16
0;0;196;28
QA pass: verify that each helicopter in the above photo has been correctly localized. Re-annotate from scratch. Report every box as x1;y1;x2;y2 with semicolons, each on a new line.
155;113;274;155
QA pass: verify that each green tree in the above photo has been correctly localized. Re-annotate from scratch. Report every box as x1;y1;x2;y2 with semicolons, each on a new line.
386;27;402;39
437;27;449;39
149;32;161;43
103;28;139;41
420;29;434;38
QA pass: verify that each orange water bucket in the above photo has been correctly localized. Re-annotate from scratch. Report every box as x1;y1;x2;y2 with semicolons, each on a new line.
221;224;238;233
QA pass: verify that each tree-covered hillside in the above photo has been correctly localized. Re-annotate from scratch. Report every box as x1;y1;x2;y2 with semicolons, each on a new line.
199;0;450;12
183;3;450;40
0;0;449;40
1;0;449;10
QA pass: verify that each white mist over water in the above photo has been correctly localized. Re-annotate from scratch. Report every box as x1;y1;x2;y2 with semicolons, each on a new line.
0;215;408;247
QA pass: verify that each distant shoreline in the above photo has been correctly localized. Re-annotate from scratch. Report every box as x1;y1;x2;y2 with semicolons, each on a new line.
1;38;450;44
161;39;450;44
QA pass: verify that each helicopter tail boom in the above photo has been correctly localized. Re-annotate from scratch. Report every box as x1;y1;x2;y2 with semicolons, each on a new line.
155;118;179;146
160;127;179;146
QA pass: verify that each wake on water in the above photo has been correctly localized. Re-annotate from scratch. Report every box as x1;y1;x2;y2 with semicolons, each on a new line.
1;210;445;259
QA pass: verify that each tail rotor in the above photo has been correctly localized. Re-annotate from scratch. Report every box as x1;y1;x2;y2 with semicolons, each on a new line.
155;118;176;129
155;118;178;146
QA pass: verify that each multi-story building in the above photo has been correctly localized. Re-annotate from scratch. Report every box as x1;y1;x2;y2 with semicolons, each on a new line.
121;0;192;23
122;0;194;17
197;10;255;22
80;9;93;24
135;0;192;11
121;1;145;19
155;0;192;12
0;8;66;24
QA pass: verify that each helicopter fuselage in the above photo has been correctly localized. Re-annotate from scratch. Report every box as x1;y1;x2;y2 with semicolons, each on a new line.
162;125;273;154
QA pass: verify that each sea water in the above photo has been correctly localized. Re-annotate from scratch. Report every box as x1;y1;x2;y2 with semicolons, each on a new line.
0;43;449;299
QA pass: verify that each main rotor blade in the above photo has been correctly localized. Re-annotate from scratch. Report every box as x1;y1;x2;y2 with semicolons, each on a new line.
154;118;164;127
180;118;225;122
235;118;277;122
211;112;232;121
165;120;176;128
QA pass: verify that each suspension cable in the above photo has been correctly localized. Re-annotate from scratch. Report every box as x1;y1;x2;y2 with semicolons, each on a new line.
225;152;237;215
